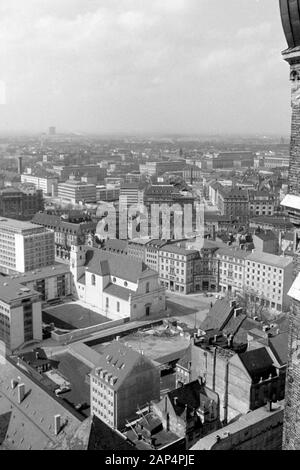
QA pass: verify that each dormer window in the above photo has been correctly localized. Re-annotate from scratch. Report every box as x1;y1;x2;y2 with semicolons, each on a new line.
124;281;128;287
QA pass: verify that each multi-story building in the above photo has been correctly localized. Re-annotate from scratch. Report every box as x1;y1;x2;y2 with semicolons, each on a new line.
0;218;54;275
57;180;97;204
248;191;276;217
96;185;120;202
279;1;300;449
0;187;44;221
152;380;220;449
191;337;285;423
52;164;106;183
253;231;279;255
217;188;249;222
21;174;58;196
158;245;200;294
32;212;96;262
90;341;160;430
244;252;294;313
139;161;186;177
119;182;145;208
193;240;221;292
0;279;42;351
216;248;248;297
70;244;166;320
10;264;72;303
206;152;255;170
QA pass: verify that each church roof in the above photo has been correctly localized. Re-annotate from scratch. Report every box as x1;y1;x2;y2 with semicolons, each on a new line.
280;0;300;49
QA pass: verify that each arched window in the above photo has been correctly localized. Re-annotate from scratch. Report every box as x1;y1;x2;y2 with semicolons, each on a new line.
146;282;150;294
91;274;96;286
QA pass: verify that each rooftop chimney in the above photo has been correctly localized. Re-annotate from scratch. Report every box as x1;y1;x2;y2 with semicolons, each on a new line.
11;379;18;390
54;414;61;436
17;383;25;404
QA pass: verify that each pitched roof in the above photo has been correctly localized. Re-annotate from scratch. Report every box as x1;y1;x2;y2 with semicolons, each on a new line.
246;251;293;268
268;332;288;366
85;248;155;282
91;341;157;391
238;348;276;383
87;416;135;450
167;381;218;418
103;283;133;301
200;298;235;332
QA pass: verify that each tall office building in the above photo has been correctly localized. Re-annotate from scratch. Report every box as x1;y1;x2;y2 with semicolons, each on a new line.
0;218;55;274
280;0;300;450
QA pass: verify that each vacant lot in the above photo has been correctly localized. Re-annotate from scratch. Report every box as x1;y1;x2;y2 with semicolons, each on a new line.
43;302;109;330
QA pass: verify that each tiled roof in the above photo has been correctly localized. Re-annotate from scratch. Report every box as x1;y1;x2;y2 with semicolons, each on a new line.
168;381;218;418
85;248;155;283
91;341;157;391
103;283;134;301
216;247;248;260
268;333;288;367
200;298;235;332
246;251;293;268
238;348;276;383
87;416;135;450
0;358;82;450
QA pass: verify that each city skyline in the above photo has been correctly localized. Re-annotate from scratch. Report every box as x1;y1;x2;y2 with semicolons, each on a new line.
0;0;292;135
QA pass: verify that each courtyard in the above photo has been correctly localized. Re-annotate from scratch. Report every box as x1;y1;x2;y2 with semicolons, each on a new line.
43;302;109;331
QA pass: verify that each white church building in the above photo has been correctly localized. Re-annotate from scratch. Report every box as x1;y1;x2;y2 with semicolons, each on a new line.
70;244;166;320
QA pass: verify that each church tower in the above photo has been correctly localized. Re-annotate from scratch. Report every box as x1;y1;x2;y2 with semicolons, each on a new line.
280;0;300;450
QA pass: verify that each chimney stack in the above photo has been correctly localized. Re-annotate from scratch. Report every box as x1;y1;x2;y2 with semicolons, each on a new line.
17;383;25;404
54;415;61;436
11;379;18;390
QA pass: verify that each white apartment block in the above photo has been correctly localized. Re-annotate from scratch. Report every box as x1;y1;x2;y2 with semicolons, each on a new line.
21;174;58;196
244;252;294;313
0;218;55;275
158;245;199;295
70;244;166;320
10;264;72;303
216;247;294;312
216;248;248;298
57;180;97;204
0;279;42;352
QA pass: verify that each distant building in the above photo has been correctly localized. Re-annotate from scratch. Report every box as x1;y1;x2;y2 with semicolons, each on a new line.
49;126;56;135
57;180;97;204
248;191;276;217
0;279;42;351
0;218;54;275
32;212;96;262
21;174;58;196
0;187;44;221
90;341;160;430
217;188;249;222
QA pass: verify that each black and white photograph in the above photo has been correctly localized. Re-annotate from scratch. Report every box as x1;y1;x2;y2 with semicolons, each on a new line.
0;0;299;455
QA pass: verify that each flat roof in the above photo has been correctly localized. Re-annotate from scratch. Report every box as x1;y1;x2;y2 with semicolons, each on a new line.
0;279;39;304
10;263;70;283
0;217;44;232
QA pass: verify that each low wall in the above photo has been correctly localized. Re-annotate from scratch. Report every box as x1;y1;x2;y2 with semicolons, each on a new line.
51;317;130;344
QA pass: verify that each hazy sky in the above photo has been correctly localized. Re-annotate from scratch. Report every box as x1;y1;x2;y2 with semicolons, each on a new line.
0;0;293;135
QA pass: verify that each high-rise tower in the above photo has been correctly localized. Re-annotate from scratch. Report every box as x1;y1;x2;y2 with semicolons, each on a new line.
280;0;300;450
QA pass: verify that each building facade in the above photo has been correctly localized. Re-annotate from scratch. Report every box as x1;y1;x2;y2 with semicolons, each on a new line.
90;341;160;430
0;187;44;221
21;174;58;196
57;180;97;204
0;218;54;274
0;279;42;351
70;245;166;320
